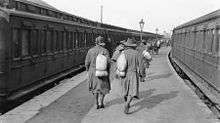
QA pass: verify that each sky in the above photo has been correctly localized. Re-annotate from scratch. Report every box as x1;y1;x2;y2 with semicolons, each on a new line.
42;0;220;34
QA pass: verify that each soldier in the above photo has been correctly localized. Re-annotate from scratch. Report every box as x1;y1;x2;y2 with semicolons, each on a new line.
136;40;151;82
120;38;139;114
85;36;111;109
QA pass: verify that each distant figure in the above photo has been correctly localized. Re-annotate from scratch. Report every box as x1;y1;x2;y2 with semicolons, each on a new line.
154;40;161;54
85;36;110;109
120;38;139;114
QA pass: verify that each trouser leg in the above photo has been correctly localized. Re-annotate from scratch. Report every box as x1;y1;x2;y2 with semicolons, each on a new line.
124;95;133;114
99;94;105;108
94;93;99;109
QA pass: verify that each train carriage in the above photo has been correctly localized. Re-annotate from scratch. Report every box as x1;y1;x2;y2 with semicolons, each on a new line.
171;10;220;109
0;0;158;111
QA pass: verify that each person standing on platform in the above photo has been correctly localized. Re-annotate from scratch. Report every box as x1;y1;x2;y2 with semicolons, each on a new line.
136;40;151;82
119;38;139;114
85;36;111;109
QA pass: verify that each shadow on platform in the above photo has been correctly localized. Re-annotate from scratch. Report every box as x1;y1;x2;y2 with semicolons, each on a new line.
129;90;179;114
147;72;173;81
105;89;156;108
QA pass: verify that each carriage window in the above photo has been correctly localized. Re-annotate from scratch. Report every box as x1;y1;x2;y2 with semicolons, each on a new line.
179;33;182;45
31;30;38;55
202;30;206;49
12;29;20;58
74;32;78;48
40;30;47;53
66;31;69;50
63;32;67;50
88;33;91;46
78;32;82;48
191;31;196;49
196;31;203;51
46;31;53;52
60;31;64;51
73;32;76;48
82;32;85;47
216;30;220;53
84;32;87;47
186;32;190;47
194;31;199;49
76;32;79;48
58;31;63;51
80;32;82;47
46;31;51;52
55;31;59;51
205;30;214;53
21;29;30;56
70;32;73;49
52;31;56;52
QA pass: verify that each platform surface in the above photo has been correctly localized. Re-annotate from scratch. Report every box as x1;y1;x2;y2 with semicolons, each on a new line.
1;47;219;123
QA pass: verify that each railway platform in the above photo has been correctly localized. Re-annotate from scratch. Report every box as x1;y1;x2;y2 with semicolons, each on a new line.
0;47;219;123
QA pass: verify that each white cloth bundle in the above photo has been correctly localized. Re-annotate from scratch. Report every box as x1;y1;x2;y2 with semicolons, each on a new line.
142;50;152;60
95;54;108;77
116;52;127;77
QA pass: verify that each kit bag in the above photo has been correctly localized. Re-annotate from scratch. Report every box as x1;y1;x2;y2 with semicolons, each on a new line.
95;54;108;77
142;50;152;60
116;51;127;77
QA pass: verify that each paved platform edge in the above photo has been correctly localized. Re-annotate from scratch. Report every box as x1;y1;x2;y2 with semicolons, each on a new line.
0;71;87;123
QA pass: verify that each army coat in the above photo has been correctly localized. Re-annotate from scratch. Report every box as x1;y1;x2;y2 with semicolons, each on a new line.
121;47;139;98
85;45;111;95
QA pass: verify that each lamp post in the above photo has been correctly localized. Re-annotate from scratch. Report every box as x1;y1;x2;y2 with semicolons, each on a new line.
139;19;145;41
100;5;103;23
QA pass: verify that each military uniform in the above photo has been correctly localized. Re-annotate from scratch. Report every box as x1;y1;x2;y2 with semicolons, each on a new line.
85;45;111;95
121;48;139;98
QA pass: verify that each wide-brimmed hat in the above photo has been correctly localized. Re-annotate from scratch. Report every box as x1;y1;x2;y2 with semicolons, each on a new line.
95;36;105;46
123;38;137;47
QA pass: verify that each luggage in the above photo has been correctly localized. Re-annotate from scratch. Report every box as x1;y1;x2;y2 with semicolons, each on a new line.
116;51;127;77
142;50;152;60
95;54;108;77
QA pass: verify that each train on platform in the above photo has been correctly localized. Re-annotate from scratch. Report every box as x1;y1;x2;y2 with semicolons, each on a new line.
170;10;220;110
0;0;158;111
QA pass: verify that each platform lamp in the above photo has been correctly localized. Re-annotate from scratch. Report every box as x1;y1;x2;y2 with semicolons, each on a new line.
139;19;145;41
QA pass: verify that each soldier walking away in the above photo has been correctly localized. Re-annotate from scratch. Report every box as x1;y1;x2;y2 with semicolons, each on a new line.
154;40;161;55
136;40;152;82
85;36;111;109
119;38;139;114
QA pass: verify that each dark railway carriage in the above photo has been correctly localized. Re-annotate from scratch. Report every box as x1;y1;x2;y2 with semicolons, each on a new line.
0;0;157;111
171;10;220;109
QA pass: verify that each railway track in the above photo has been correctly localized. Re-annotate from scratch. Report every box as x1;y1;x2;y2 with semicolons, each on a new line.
1;65;85;115
168;53;220;119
